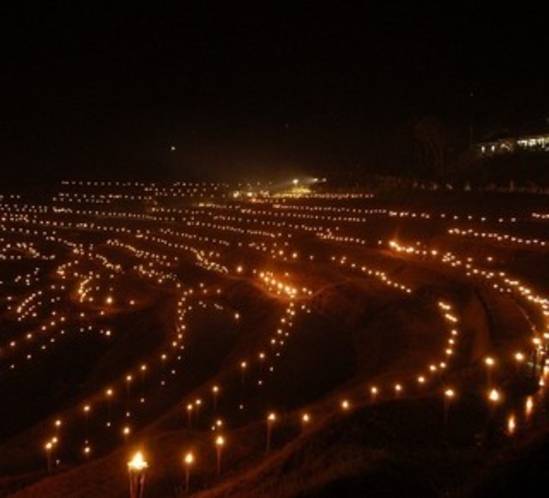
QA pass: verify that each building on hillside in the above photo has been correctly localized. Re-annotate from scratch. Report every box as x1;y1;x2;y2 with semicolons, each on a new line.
476;132;549;156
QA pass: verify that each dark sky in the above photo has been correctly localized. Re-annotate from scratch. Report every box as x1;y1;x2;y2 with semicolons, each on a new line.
1;1;548;184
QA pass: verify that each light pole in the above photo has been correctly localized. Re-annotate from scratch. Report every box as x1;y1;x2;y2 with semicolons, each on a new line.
212;418;223;432
186;404;193;429
486;388;502;445
45;441;53;473
443;388;455;428
194;398;202;424
83;404;91;435
83;443;92;460
122;426;131;444
212;385;219;414
239;361;247;407
184;452;194;492
484;357;495;387
127;451;148;498
140;364;147;390
507;414;516;436
106;388;114;422
215;435;224;476
240;361;247;386
266;412;276;453
532;337;542;377
126;375;133;399
525;396;534;420
488;388;501;419
301;413;310;431
514;352;524;374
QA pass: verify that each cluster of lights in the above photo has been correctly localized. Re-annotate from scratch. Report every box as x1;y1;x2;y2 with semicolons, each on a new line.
448;227;547;248
1;179;549;490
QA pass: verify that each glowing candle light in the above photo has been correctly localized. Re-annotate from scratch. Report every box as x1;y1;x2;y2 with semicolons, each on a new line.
488;388;500;403
122;426;131;443
128;451;148;498
525;396;534;418
266;412;276;453
186;404;193;428
215;435;224;475
184;451;194;492
484;357;495;386
443;388;455;427
44;441;54;473
194;398;203;423
212;385;219;413
240;361;247;385
487;388;501;419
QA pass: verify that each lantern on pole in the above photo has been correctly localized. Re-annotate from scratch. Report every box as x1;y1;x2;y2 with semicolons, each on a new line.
128;451;148;498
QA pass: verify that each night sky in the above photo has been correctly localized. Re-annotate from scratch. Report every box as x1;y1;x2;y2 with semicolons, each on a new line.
1;1;548;185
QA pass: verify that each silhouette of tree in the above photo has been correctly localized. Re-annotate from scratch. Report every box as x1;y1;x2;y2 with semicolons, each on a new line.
413;115;450;178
